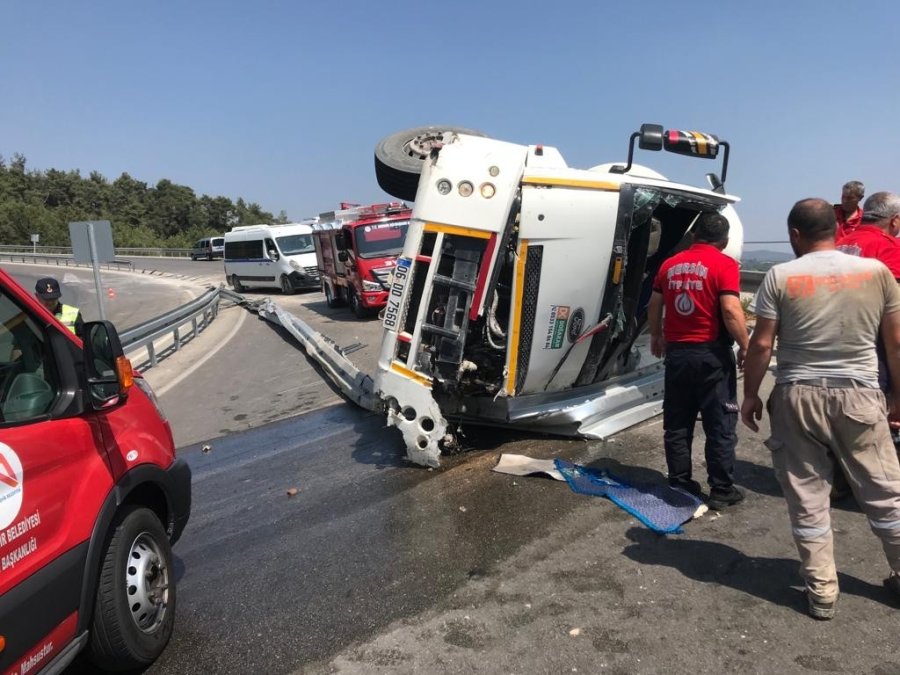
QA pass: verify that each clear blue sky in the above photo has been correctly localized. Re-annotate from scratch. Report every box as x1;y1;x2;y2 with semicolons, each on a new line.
3;0;898;249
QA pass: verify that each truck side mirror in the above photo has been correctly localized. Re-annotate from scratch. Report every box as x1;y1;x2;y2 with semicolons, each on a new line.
267;248;280;261
638;123;663;151
610;123;730;186
337;250;349;263
83;320;133;408
335;232;348;251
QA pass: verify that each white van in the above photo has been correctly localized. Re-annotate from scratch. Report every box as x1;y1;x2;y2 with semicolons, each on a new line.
223;222;319;294
190;236;225;260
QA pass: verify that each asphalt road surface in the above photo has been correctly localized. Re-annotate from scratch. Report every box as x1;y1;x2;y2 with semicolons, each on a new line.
148;397;900;674
53;257;900;674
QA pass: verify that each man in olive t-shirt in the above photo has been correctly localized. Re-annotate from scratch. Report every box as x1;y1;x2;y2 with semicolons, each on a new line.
741;198;900;620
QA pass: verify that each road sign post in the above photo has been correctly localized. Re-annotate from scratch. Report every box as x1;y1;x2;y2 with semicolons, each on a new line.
30;233;39;254
68;220;115;321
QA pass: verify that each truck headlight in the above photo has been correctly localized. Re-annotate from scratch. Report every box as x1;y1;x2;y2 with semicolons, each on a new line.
134;377;167;421
289;259;302;271
362;279;382;291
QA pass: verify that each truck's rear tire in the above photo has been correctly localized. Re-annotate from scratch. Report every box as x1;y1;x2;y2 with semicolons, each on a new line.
374;125;488;202
324;283;343;308
349;289;368;319
87;506;176;671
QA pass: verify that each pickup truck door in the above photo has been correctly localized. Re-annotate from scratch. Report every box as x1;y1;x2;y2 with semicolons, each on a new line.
0;289;110;672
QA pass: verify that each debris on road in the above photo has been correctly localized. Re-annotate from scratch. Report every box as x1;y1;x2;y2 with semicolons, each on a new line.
492;453;565;481
493;453;706;534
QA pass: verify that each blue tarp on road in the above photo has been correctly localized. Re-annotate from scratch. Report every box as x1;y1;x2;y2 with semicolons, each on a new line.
554;459;705;534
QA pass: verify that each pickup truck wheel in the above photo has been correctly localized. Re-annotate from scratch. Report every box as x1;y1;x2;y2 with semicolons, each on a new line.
87;506;176;671
349;289;368;319
280;274;296;295
374;125;488;202
232;275;245;293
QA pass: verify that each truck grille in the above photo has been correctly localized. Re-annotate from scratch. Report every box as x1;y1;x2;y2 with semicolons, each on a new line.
305;266;320;279
372;267;392;288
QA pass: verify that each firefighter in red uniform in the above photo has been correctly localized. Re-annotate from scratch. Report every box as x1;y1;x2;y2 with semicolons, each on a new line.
837;191;900;279
648;212;750;510
835;191;900;497
834;180;865;240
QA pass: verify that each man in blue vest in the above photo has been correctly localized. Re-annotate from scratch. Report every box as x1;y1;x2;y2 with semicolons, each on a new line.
35;277;83;338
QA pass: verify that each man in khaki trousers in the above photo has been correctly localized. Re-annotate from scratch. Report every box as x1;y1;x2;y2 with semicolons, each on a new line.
741;198;900;620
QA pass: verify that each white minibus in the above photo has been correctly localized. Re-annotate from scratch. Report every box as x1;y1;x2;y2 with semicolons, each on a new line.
223;223;319;294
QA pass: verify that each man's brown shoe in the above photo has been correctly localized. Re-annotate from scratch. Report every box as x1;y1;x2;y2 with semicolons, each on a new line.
807;593;836;620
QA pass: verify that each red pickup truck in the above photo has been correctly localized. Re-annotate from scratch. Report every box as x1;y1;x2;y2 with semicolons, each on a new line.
0;267;191;674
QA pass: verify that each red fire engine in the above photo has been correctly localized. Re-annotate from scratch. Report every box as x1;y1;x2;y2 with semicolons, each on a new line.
312;202;411;318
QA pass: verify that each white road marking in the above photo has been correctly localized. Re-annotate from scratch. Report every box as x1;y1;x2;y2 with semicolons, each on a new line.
155;308;247;397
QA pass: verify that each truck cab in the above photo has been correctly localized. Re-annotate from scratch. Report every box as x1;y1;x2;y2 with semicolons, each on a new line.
371;124;743;466
0;267;190;673
313;202;411;318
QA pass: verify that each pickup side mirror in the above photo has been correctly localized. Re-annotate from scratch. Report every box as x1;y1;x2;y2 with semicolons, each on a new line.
267;249;280;261
83;320;133;408
337;250;349;263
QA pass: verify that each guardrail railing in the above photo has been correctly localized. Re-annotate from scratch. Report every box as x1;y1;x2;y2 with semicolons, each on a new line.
0;245;191;258
120;285;244;369
0;251;135;271
740;270;766;293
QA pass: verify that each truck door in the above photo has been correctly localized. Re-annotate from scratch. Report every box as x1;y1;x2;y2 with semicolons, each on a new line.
0;288;110;672
263;237;278;280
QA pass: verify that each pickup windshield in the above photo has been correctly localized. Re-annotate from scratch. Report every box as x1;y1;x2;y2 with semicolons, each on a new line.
276;234;314;256
355;220;409;259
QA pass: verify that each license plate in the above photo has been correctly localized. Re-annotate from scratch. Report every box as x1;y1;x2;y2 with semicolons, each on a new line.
382;257;412;332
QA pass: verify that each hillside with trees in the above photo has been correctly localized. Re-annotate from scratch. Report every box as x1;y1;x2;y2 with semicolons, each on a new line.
0;153;289;248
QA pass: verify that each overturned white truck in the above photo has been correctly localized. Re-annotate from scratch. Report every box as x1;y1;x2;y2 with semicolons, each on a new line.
370;124;743;467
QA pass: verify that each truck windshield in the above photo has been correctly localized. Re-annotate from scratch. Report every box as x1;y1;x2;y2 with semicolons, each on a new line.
276;234;314;256
355;221;409;259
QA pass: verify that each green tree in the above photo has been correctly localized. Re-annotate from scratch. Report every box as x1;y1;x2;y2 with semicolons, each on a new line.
0;158;286;247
